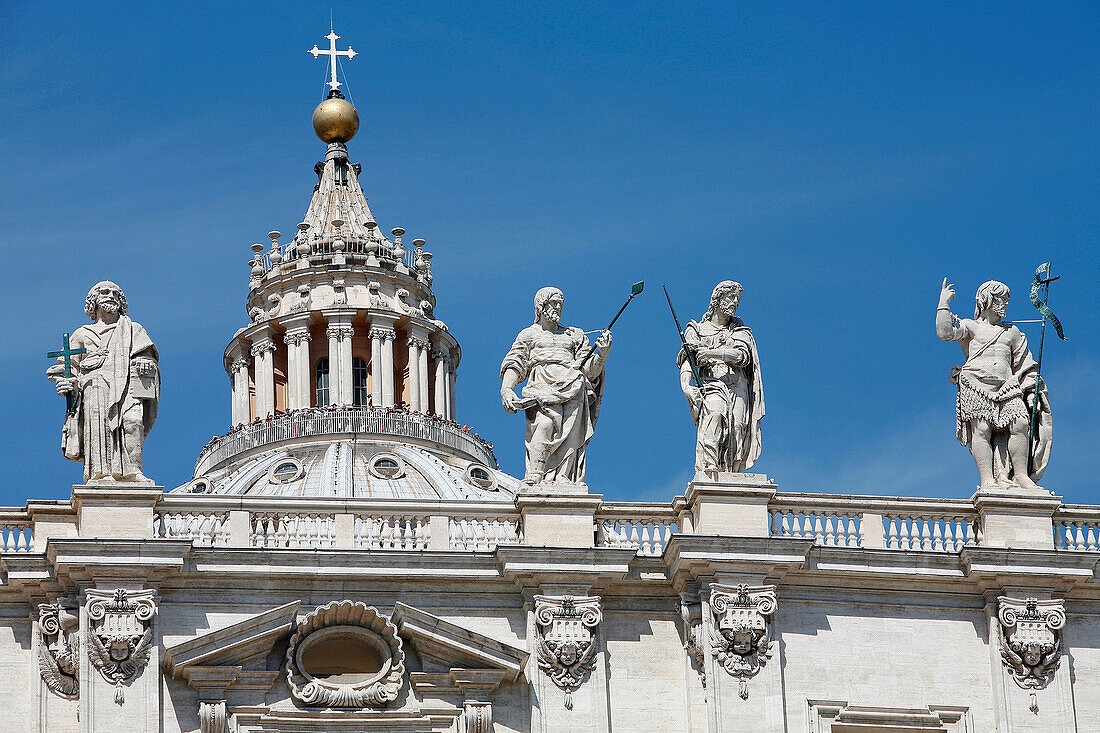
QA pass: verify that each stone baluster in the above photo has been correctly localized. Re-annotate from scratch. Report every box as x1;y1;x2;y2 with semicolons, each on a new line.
250;336;277;417
283;316;312;410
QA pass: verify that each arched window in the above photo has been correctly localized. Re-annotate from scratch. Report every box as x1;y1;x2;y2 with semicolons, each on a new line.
352;356;369;406
315;358;330;406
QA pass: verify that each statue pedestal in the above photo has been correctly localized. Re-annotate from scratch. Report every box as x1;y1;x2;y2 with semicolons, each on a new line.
971;486;1061;550
72;484;163;540
516;493;602;548
686;473;776;537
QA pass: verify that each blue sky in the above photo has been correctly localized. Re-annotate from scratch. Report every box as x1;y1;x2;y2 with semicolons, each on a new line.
1;1;1097;505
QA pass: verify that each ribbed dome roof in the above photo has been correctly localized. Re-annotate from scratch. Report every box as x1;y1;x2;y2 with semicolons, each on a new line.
174;440;518;500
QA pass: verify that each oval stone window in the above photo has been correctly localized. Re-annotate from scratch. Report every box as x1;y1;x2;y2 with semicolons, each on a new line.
464;464;496;490
268;458;303;483
369;453;405;479
298;626;390;685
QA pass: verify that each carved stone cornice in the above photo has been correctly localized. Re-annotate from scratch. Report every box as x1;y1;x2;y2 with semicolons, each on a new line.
998;596;1065;689
709;583;776;699
534;595;601;709
85;588;157;703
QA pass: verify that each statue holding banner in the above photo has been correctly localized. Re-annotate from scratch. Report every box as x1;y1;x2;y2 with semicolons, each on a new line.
937;277;1051;490
500;287;611;486
46;281;159;484
675;281;765;475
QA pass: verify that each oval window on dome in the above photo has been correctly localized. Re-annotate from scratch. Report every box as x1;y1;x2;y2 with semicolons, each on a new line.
268;458;303;483
369;453;405;479
464;464;497;490
188;479;210;494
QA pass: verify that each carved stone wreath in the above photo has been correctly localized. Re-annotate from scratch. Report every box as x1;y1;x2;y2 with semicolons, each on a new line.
998;596;1065;689
36;600;80;699
285;601;405;708
534;595;601;709
709;583;776;699
86;588;157;703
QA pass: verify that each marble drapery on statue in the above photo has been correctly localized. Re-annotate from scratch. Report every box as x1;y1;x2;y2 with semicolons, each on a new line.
47;281;159;484
501;287;611;486
937;278;1051;490
677;281;764;474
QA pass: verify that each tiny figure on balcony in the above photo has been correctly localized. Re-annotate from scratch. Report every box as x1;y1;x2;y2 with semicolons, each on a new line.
676;281;764;476
937;278;1051;490
500;287;611;486
46;281;159;484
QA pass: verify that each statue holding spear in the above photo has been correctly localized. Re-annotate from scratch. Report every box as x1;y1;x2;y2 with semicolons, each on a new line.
500;283;642;487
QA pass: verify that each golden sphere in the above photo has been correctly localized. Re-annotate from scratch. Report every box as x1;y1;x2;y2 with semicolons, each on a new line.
312;96;359;143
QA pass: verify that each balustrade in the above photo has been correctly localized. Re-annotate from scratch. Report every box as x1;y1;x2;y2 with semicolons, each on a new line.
355;514;429;550
0;521;31;552
1054;508;1100;551
154;511;229;547
195;407;496;474
251;512;336;549
449;515;521;551
770;508;863;547
595;506;679;556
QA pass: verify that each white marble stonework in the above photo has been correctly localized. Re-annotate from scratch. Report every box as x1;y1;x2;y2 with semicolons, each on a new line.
9;28;1099;733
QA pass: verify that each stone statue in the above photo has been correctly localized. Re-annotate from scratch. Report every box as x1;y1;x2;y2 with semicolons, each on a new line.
937;278;1051;490
47;281;159;484
677;281;764;475
500;287;611;486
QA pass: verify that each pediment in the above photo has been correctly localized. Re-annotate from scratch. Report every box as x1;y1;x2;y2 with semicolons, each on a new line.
390;601;528;685
163;600;299;694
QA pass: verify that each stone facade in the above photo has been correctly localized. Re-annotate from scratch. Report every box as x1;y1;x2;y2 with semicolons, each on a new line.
13;29;1099;733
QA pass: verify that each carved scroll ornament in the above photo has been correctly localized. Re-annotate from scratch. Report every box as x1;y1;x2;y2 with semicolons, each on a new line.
534;595;601;709
36;600;79;699
999;596;1065;689
710;584;776;699
86;588;157;703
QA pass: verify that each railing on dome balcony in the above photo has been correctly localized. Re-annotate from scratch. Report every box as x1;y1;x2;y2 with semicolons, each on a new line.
768;493;981;552
256;232;418;275
194;407;497;474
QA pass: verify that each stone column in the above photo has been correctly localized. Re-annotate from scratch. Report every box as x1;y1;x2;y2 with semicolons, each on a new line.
282;316;312;410
250;336;276;417
229;349;250;425
405;335;423;411
369;326;385;407
448;362;457;420
431;343;452;418
379;327;396;407
407;327;430;412
326;318;354;406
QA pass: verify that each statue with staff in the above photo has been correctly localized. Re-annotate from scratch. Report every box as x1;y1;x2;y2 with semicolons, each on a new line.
936;265;1064;491
666;281;765;476
501;283;642;486
46;281;160;484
